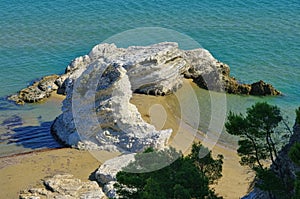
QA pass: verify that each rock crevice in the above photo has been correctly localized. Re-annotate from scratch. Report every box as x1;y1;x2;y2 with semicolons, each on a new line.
19;174;107;199
9;42;281;105
45;42;281;152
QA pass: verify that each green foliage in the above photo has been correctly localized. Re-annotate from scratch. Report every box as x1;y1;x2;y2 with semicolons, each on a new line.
188;142;223;184
246;102;282;133
225;102;285;170
122;147;180;174
289;143;300;199
255;168;291;199
225;102;296;197
173;184;191;199
293;173;300;199
289;142;300;166
296;107;300;125
115;143;223;199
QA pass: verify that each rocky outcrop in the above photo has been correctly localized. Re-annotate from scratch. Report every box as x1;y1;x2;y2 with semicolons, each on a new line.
8;42;280;105
242;123;300;199
249;80;281;96
8;74;59;104
13;43;283;199
222;78;281;96
49;42;281;152
19;174;107;199
95;153;136;198
95;154;135;185
51;55;173;152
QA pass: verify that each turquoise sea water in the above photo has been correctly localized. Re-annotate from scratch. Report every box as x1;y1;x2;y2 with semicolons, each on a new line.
0;0;299;156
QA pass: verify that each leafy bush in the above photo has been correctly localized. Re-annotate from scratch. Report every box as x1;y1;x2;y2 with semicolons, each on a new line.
225;102;294;198
115;143;223;199
225;102;284;170
289;142;300;166
289;143;300;199
296;107;300;125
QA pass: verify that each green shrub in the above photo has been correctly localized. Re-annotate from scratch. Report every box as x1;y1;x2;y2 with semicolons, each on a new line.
114;143;223;199
296;107;300;125
289;142;300;167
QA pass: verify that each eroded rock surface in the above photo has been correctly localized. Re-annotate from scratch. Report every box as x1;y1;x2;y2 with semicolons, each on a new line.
95;153;136;198
51;57;172;152
13;43;283;199
9;74;59;104
19;174;107;199
9;42;280;105
95;154;135;184
48;42;281;152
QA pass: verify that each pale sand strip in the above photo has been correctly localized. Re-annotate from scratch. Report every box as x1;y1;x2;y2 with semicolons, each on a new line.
0;80;254;199
131;80;255;199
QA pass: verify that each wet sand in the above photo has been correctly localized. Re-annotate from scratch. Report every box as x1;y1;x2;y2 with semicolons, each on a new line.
0;81;254;199
131;82;255;198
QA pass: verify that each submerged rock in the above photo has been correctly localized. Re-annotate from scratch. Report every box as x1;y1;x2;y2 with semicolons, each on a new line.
19;174;107;199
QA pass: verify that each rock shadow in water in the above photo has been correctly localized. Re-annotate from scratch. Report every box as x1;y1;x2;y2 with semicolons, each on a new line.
8;121;63;149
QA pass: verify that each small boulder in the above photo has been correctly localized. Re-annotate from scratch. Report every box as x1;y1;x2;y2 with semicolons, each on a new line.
8;74;60;104
19;174;107;199
250;80;281;96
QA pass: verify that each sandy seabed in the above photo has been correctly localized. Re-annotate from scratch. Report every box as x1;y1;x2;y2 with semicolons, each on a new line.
0;80;254;199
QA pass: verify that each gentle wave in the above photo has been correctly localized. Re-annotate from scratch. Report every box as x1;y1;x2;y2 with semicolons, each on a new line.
0;0;299;155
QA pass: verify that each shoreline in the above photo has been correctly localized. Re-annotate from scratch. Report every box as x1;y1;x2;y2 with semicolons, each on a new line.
0;80;254;199
0;147;64;159
131;80;255;198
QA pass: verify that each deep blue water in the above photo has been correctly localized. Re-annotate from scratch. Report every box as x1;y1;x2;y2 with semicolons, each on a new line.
0;0;299;156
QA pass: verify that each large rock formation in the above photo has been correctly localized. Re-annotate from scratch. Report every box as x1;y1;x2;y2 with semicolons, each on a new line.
8;42;280;105
13;43;283;199
19;174;107;199
95;154;135;185
48;42;281;152
51;58;172;152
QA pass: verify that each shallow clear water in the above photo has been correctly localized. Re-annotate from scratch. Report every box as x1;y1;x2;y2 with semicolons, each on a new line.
0;0;299;156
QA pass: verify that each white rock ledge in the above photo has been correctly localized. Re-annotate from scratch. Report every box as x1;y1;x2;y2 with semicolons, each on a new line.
51;42;281;153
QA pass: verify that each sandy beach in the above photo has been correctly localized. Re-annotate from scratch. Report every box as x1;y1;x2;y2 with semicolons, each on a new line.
0;148;101;198
0;80;254;199
131;83;255;198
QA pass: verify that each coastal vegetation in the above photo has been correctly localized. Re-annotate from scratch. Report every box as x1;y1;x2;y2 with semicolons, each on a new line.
114;142;223;199
296;107;300;125
225;102;286;170
289;142;300;199
226;102;300;198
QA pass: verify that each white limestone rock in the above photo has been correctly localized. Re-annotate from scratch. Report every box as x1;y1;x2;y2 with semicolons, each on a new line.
52;43;186;152
19;174;107;199
10;42;281;105
95;153;136;184
51;42;281;153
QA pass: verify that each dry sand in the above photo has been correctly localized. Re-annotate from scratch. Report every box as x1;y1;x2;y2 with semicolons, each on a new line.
131;83;255;199
0;80;254;199
0;148;100;198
